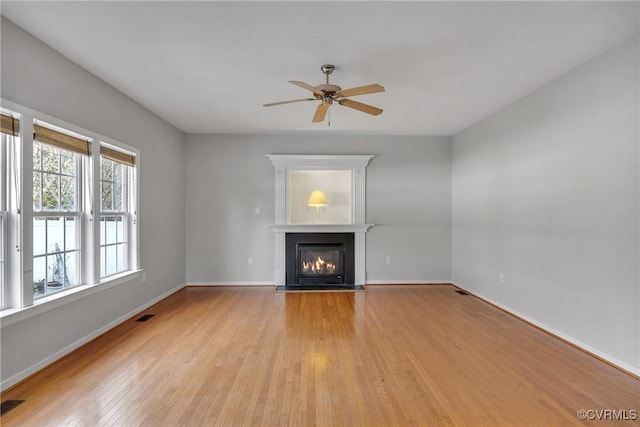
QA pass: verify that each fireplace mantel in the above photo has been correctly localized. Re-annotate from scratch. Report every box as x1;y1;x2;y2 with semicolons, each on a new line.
271;224;373;233
267;154;375;287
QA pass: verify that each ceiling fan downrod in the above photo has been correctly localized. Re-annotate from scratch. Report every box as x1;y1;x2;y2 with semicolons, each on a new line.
321;64;335;84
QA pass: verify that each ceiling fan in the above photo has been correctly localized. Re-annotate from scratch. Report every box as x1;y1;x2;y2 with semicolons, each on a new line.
263;64;385;124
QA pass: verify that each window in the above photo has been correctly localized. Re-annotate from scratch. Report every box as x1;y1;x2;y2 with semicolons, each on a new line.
100;156;126;277
100;145;135;278
0;102;140;314
32;123;88;299
1;133;7;308
1;111;19;310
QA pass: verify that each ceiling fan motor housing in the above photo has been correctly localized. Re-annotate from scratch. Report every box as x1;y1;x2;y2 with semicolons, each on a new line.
316;84;342;96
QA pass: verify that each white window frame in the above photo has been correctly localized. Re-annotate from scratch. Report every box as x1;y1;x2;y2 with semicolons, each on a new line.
0;99;141;320
0;109;22;311
99;151;135;278
88;138;139;287
0;133;7;309
0;212;6;310
32;138;84;299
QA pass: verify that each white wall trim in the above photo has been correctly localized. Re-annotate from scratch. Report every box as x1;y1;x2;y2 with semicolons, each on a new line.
1;282;186;391
175;281;461;288
186;282;274;287
452;282;640;377
366;280;453;285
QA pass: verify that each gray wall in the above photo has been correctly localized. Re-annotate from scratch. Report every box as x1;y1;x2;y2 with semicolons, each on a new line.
452;37;639;371
1;18;186;386
185;134;452;283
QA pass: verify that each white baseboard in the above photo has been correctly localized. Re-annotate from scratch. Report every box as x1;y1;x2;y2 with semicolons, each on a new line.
452;282;640;377
188;281;452;287
186;281;275;286
366;280;452;285
1;283;186;391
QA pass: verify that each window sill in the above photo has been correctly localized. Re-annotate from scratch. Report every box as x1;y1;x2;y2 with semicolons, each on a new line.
0;269;142;328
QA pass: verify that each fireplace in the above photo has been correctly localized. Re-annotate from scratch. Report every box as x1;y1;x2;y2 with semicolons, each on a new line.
267;155;374;288
297;244;344;285
286;233;354;287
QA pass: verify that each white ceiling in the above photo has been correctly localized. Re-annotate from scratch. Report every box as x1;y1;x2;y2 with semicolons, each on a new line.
2;1;638;135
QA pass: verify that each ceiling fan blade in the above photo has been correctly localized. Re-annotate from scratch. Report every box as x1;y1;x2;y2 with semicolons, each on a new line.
263;98;315;107
338;83;385;98
289;81;323;97
312;103;330;123
338;99;383;116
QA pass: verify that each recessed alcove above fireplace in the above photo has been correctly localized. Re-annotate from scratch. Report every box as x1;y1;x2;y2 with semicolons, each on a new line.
267;154;374;288
288;169;352;224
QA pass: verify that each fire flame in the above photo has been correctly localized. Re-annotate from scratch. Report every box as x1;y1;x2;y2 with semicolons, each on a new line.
302;256;336;274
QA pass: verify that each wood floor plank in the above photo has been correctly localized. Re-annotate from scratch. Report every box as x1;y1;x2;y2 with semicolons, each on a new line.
2;285;638;426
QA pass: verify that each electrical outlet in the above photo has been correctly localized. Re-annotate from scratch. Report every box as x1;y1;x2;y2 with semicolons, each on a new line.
141;272;146;283
386;256;392;265
255;207;260;215
248;257;253;266
498;273;504;283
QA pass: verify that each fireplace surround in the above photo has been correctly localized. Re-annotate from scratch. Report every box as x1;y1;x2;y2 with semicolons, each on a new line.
267;154;374;289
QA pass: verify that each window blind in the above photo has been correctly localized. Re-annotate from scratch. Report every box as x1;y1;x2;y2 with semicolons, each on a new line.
33;123;90;156
0;114;19;136
100;146;135;167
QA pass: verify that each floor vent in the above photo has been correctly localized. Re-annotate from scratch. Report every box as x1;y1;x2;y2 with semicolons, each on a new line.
455;290;469;295
1;400;25;416
135;314;155;322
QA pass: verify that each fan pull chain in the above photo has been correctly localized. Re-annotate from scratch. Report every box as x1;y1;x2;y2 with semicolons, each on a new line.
328;107;331;127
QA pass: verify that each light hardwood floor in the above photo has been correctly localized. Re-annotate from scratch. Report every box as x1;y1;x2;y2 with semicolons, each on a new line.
2;285;639;426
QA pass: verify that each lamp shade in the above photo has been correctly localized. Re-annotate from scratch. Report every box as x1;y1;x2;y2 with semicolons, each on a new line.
307;190;328;206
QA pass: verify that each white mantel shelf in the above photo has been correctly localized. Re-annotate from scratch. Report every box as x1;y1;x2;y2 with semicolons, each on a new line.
271;224;373;233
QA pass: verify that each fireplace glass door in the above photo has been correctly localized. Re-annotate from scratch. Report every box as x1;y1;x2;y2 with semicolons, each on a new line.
296;244;345;284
